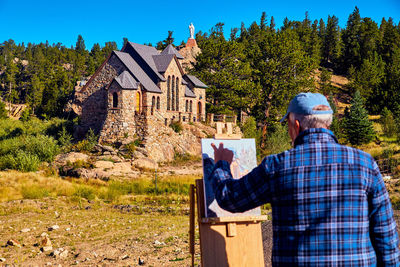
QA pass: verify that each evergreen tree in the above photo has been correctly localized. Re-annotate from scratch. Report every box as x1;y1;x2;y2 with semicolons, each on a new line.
348;52;385;112
328;94;342;138
260;12;267;31
308;20;322;63
342;6;362;72
102;42;117;57
319;67;332;94
0;101;7;119
270;16;276;32
343;91;375;145
75;35;86;54
191;23;256;115
381;107;396;137
123;37;128;47
322;15;341;66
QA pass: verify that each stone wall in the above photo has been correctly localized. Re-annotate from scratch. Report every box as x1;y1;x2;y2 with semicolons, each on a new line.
153;58;206;124
74;54;125;137
99;82;141;143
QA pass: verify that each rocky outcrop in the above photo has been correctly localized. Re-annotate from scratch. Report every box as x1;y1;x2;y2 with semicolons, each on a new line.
55;152;89;165
142;119;216;162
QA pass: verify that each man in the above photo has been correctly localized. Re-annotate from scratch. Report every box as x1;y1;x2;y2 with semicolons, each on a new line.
210;92;400;266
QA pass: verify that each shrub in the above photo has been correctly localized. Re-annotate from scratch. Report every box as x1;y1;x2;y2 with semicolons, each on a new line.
0;102;7;119
23;135;59;162
172;152;201;165
263;123;291;156
0;150;41;172
75;128;98;152
381;107;396;137
170;121;183;133
73;186;96;200
19;108;32;122
21;185;49;199
240;117;257;139
58;126;72;151
67;159;93;169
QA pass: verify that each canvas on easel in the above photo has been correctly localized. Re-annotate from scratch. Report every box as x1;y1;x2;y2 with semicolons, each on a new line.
201;138;261;217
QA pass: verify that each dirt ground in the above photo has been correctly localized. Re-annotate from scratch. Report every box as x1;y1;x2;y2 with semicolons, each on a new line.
0;197;198;266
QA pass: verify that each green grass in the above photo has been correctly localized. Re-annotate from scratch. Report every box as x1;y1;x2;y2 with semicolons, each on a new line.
21;185;49;199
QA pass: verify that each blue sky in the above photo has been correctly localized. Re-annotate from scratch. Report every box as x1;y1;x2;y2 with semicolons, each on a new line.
1;0;399;50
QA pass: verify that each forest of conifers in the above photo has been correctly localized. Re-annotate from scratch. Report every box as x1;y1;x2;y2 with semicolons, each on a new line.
0;7;399;129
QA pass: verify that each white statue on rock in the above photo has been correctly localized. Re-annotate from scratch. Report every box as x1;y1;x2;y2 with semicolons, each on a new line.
189;23;195;39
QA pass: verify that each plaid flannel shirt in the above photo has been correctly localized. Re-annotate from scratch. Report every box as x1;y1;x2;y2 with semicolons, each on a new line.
211;128;400;266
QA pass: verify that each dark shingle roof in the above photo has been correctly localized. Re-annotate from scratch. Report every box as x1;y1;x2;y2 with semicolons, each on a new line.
127;42;166;81
113;51;162;93
114;71;138;89
161;44;184;59
152;54;175;73
185;86;196;98
185;75;208;88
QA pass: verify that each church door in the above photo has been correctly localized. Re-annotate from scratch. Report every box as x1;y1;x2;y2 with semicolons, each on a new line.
136;92;141;113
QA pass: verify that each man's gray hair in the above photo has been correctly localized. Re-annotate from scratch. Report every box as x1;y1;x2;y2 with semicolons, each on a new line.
289;112;333;131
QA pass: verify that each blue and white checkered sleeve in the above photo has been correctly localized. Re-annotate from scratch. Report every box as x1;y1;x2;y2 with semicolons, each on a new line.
369;163;400;266
210;157;273;213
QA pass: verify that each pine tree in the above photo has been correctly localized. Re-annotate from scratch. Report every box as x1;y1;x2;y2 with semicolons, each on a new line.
328;94;342;138
343;91;375;145
322;15;341;66
381;107;396;137
319;67;332;94
260;12;267;31
342;6;362;72
270;16;276;32
75;35;86;54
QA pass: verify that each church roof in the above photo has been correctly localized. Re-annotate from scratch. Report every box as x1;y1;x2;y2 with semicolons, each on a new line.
125;42;166;82
184;74;208;88
161;44;184;59
152;54;175;73
113;51;162;93
185;85;196;98
114;71;138;89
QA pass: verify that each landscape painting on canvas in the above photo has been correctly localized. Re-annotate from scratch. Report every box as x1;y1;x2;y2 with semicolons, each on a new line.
201;138;261;218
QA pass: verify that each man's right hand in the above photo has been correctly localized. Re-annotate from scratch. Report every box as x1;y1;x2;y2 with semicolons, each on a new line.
211;142;234;165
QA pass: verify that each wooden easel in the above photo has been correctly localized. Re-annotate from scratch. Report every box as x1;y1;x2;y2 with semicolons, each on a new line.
189;122;268;267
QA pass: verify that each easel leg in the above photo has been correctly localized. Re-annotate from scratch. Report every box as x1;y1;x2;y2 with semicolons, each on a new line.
189;184;196;267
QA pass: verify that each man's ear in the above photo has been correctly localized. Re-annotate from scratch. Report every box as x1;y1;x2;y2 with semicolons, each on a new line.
295;120;301;135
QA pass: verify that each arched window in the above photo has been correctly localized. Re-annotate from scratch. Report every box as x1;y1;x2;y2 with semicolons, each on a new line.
176;77;179;111
112;92;118;108
151;96;155;115
167;76;170;110
156;96;160;110
197;101;202;115
136;91;141;113
185;100;188;112
198;101;202;120
171;75;175;111
190;100;192;112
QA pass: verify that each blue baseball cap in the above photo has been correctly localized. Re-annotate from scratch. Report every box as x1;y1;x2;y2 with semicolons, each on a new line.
280;92;333;122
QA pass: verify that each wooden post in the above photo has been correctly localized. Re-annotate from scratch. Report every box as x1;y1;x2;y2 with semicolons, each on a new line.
189;184;196;267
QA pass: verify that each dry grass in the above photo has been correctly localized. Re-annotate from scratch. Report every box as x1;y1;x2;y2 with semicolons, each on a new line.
0;171;201;266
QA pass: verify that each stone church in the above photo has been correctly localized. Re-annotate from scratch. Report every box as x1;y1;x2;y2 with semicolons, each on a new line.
72;39;207;143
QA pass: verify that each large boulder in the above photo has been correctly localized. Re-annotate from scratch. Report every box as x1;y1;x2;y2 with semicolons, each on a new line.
133;158;158;170
55;152;89;165
94;160;114;170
